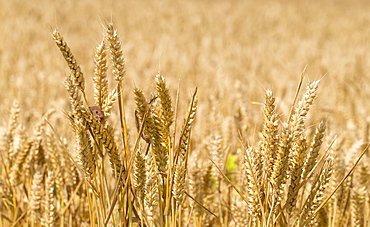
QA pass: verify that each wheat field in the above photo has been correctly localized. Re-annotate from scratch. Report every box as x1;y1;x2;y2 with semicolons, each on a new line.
1;0;370;226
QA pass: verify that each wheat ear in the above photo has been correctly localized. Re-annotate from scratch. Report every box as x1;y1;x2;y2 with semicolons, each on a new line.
6;100;20;165
299;155;333;226
271;123;292;214
106;23;125;82
93;40;108;108
260;89;279;181
30;167;44;224
42;170;56;227
133;148;146;203
155;74;174;139
175;88;198;161
70;120;95;181
144;155;159;222
243;147;262;225
302;121;326;181
53;30;85;92
286;80;320;216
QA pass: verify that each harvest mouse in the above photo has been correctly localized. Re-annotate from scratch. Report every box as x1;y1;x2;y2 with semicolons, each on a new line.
89;106;105;121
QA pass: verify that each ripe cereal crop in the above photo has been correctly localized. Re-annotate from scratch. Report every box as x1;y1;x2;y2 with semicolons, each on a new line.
1;0;370;226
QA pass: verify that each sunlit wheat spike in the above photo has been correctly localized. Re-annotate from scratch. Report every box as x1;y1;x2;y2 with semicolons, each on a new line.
259;89;279;181
53;29;85;91
243;147;262;225
289;80;320;135
8;100;20;135
8;124;27;171
188;152;213;216
9;140;32;186
93;40;108;108
58;137;77;187
6;100;20;165
153;74;174;171
133;87;157;145
133;148;146;203
172;159;186;206
350;187;365;227
286;134;308;216
155;74;174;130
285;80;320;216
65;76;89;123
42;170;56;227
133;87;149;121
30;167;44;225
133;87;151;139
271;123;292;212
144;156;159;221
231;199;248;227
45;130;61;172
147;105;168;172
177;89;198;160
103;124;123;178
102;89;117;118
71;120;95;180
209;135;224;181
24;113;52;176
299;155;333;226
106;23;125;82
302;121;326;181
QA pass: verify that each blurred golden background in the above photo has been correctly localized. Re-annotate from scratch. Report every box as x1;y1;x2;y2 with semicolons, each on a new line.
2;0;370;131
